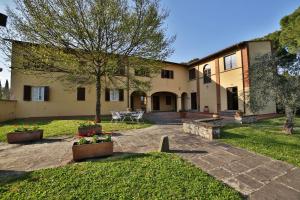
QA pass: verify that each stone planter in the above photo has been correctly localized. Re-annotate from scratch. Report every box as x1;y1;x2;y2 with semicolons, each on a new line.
72;141;113;161
78;125;102;137
183;120;221;140
179;111;187;118
7;130;43;144
235;115;257;124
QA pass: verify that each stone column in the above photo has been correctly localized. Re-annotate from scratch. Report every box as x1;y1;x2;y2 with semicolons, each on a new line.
177;96;182;112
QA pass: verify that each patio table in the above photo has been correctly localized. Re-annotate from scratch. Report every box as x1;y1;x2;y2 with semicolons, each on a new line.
119;111;137;121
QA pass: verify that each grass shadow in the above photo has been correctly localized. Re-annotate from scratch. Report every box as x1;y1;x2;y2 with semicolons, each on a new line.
169;149;208;154
78;152;152;163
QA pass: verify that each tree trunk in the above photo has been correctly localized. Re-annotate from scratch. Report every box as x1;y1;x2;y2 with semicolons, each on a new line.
95;74;101;123
283;105;294;134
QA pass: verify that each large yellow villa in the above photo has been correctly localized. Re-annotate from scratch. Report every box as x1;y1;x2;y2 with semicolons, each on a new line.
4;39;276;119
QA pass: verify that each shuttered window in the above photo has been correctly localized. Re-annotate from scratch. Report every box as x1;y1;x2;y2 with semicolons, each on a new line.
161;70;174;79
105;88;124;101
23;85;49;101
77;87;85;101
23;85;31;101
189;68;196;80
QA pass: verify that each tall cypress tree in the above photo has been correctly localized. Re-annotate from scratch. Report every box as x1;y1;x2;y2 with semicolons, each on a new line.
0;81;2;99
3;80;9;99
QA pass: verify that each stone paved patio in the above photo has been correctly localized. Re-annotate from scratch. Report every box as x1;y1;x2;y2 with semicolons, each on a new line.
0;124;300;199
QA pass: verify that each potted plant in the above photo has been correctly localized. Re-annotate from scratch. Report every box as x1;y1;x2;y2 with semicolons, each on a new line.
72;134;113;161
179;109;187;118
78;121;102;137
7;126;43;144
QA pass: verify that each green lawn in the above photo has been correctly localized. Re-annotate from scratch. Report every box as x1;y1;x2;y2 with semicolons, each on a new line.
0;117;152;142
221;117;300;167
0;153;241;200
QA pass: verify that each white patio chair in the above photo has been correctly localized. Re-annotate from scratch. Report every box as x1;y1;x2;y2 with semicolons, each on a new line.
111;111;123;122
131;111;144;123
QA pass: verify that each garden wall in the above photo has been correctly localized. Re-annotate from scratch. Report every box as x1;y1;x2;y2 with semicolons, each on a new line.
0;100;17;122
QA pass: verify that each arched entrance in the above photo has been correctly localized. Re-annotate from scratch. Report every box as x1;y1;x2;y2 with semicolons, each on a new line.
181;92;188;111
151;92;177;112
130;91;147;111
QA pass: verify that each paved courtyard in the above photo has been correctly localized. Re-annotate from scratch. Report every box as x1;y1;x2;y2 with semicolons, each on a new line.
0;124;300;199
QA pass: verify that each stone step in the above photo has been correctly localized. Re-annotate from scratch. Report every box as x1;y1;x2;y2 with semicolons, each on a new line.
219;110;238;117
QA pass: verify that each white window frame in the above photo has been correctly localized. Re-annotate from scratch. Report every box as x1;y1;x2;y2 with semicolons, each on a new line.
110;89;119;101
224;53;237;70
32;86;45;102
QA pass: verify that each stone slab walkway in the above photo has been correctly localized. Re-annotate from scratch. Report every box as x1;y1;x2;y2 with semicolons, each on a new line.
0;124;300;199
114;125;300;199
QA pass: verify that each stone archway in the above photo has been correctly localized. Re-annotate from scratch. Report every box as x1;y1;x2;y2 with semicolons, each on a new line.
151;92;177;112
130;91;147;111
181;92;188;111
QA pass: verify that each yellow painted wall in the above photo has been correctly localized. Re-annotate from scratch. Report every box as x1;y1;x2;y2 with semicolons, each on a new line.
10;42;189;118
0;100;17;122
9;41;276;118
198;60;218;113
186;66;197;110
219;50;245;112
151;93;177;112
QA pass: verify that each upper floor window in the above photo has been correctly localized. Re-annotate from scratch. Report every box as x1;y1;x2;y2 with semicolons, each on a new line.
189;68;196;80
203;64;211;84
161;69;174;79
224;53;237;70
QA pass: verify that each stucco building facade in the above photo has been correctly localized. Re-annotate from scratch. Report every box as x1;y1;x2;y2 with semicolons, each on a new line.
8;40;276;118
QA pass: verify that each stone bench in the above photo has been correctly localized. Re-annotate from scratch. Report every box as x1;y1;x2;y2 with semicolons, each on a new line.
182;119;222;140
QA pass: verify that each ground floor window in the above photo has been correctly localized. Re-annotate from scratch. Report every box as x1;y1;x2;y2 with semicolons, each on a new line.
32;87;45;101
110;89;120;101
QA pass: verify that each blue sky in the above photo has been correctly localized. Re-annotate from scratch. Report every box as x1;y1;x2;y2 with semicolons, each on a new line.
0;0;299;85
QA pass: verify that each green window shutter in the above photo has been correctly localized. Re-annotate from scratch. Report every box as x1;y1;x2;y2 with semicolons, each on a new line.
119;89;124;101
105;88;110;101
23;85;31;101
44;86;50;101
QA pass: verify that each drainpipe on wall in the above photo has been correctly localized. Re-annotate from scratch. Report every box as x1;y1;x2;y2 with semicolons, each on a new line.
126;62;130;109
196;65;200;111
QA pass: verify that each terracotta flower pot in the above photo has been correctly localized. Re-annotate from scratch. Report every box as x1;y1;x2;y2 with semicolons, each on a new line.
204;106;209;113
78;125;102;137
7;130;43;144
72;141;113;161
